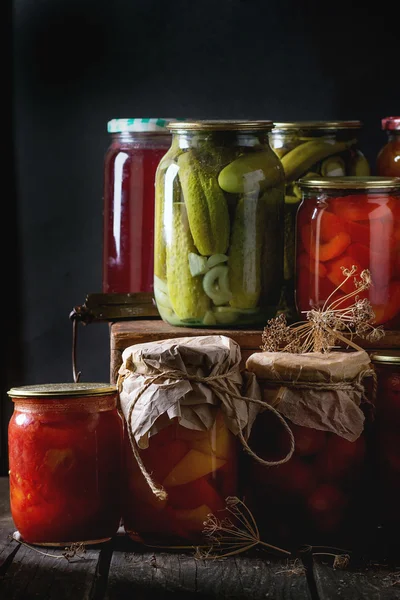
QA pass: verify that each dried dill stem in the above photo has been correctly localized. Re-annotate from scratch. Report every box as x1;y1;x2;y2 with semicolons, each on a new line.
195;496;291;560
11;533;87;562
261;267;384;354
195;497;352;567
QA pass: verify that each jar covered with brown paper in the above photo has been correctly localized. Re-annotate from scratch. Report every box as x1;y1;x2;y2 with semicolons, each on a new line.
243;347;375;551
117;335;269;545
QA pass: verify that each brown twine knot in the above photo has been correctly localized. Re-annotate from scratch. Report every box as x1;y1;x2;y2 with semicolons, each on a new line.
123;366;296;501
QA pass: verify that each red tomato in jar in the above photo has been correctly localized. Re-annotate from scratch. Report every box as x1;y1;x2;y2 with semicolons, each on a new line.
307;484;348;532
314;434;366;483
252;456;317;501
290;423;327;457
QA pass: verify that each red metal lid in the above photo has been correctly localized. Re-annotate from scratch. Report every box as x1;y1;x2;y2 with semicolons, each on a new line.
382;116;400;131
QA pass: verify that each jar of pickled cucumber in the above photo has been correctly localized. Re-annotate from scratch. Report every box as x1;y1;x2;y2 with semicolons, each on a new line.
295;176;400;329
154;120;285;328
269;121;370;320
376;116;400;177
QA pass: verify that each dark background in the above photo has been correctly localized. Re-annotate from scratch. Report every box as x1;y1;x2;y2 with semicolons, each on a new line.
3;0;399;473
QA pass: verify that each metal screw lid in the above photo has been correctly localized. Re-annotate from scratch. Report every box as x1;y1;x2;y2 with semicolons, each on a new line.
7;382;117;398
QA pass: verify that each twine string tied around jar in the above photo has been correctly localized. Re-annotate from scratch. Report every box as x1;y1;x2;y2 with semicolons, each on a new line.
122;366;297;501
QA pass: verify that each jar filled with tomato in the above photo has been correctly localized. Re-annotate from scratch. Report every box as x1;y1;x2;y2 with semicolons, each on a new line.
368;351;400;559
269;121;370;319
295;176;400;329
244;349;374;550
8;383;123;546
376;117;400;177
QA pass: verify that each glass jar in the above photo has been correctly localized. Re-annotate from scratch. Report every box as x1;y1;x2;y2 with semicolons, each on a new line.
368;351;400;558
295;176;400;329
7;383;123;546
376;116;400;177
154;120;285;328
244;349;373;551
269;121;370;320
103;118;177;294
123;411;238;545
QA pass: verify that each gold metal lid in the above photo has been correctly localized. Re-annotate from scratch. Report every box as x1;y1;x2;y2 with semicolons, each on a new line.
272;120;362;130
168;120;274;132
7;382;117;398
370;351;400;365
297;176;400;191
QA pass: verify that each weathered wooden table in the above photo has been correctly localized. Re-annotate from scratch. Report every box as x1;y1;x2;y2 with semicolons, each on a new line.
0;478;399;599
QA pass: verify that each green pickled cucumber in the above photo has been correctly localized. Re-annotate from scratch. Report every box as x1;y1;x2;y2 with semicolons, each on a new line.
178;151;230;256
321;155;346;176
218;151;283;194
166;203;210;320
228;192;267;309
260;187;284;304
349;151;371;175
281;138;357;182
154;152;181;279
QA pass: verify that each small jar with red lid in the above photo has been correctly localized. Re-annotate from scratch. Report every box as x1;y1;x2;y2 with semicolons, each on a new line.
7;383;123;546
295;176;400;329
103;118;182;294
376;117;400;177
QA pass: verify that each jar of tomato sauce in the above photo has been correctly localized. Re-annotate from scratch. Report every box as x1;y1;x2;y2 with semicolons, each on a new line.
103;118;180;294
7;383;123;546
376;117;400;177
295;176;400;329
368;351;400;558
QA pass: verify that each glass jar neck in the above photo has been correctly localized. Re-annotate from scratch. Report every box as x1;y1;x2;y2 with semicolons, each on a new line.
172;130;270;149
110;131;172;148
270;128;358;142
386;130;400;142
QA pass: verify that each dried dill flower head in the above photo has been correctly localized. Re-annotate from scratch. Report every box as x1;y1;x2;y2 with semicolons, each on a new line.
261;267;384;354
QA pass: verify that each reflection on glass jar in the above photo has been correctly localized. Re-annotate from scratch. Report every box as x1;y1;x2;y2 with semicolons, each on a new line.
368;351;400;558
295;176;400;330
376;116;400;177
269;121;370;320
123;412;238;545
7;383;123;546
154;121;285;328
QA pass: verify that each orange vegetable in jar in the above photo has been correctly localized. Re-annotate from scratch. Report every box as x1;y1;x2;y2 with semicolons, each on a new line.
295;176;400;328
123;413;237;544
7;383;123;546
117;335;258;546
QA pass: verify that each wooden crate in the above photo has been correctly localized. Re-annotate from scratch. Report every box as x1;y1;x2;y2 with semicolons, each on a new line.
109;319;400;384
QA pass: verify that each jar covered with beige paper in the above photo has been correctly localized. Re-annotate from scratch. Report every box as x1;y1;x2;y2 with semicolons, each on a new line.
117;335;267;545
243;349;375;550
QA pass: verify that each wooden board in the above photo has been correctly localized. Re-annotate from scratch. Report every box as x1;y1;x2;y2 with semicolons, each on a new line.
0;478;399;599
109;319;400;384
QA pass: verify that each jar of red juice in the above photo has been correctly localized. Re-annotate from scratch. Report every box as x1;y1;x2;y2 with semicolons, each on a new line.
103;118;179;294
7;383;123;546
376;117;400;177
123;411;238;545
295;176;400;329
368;351;400;558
